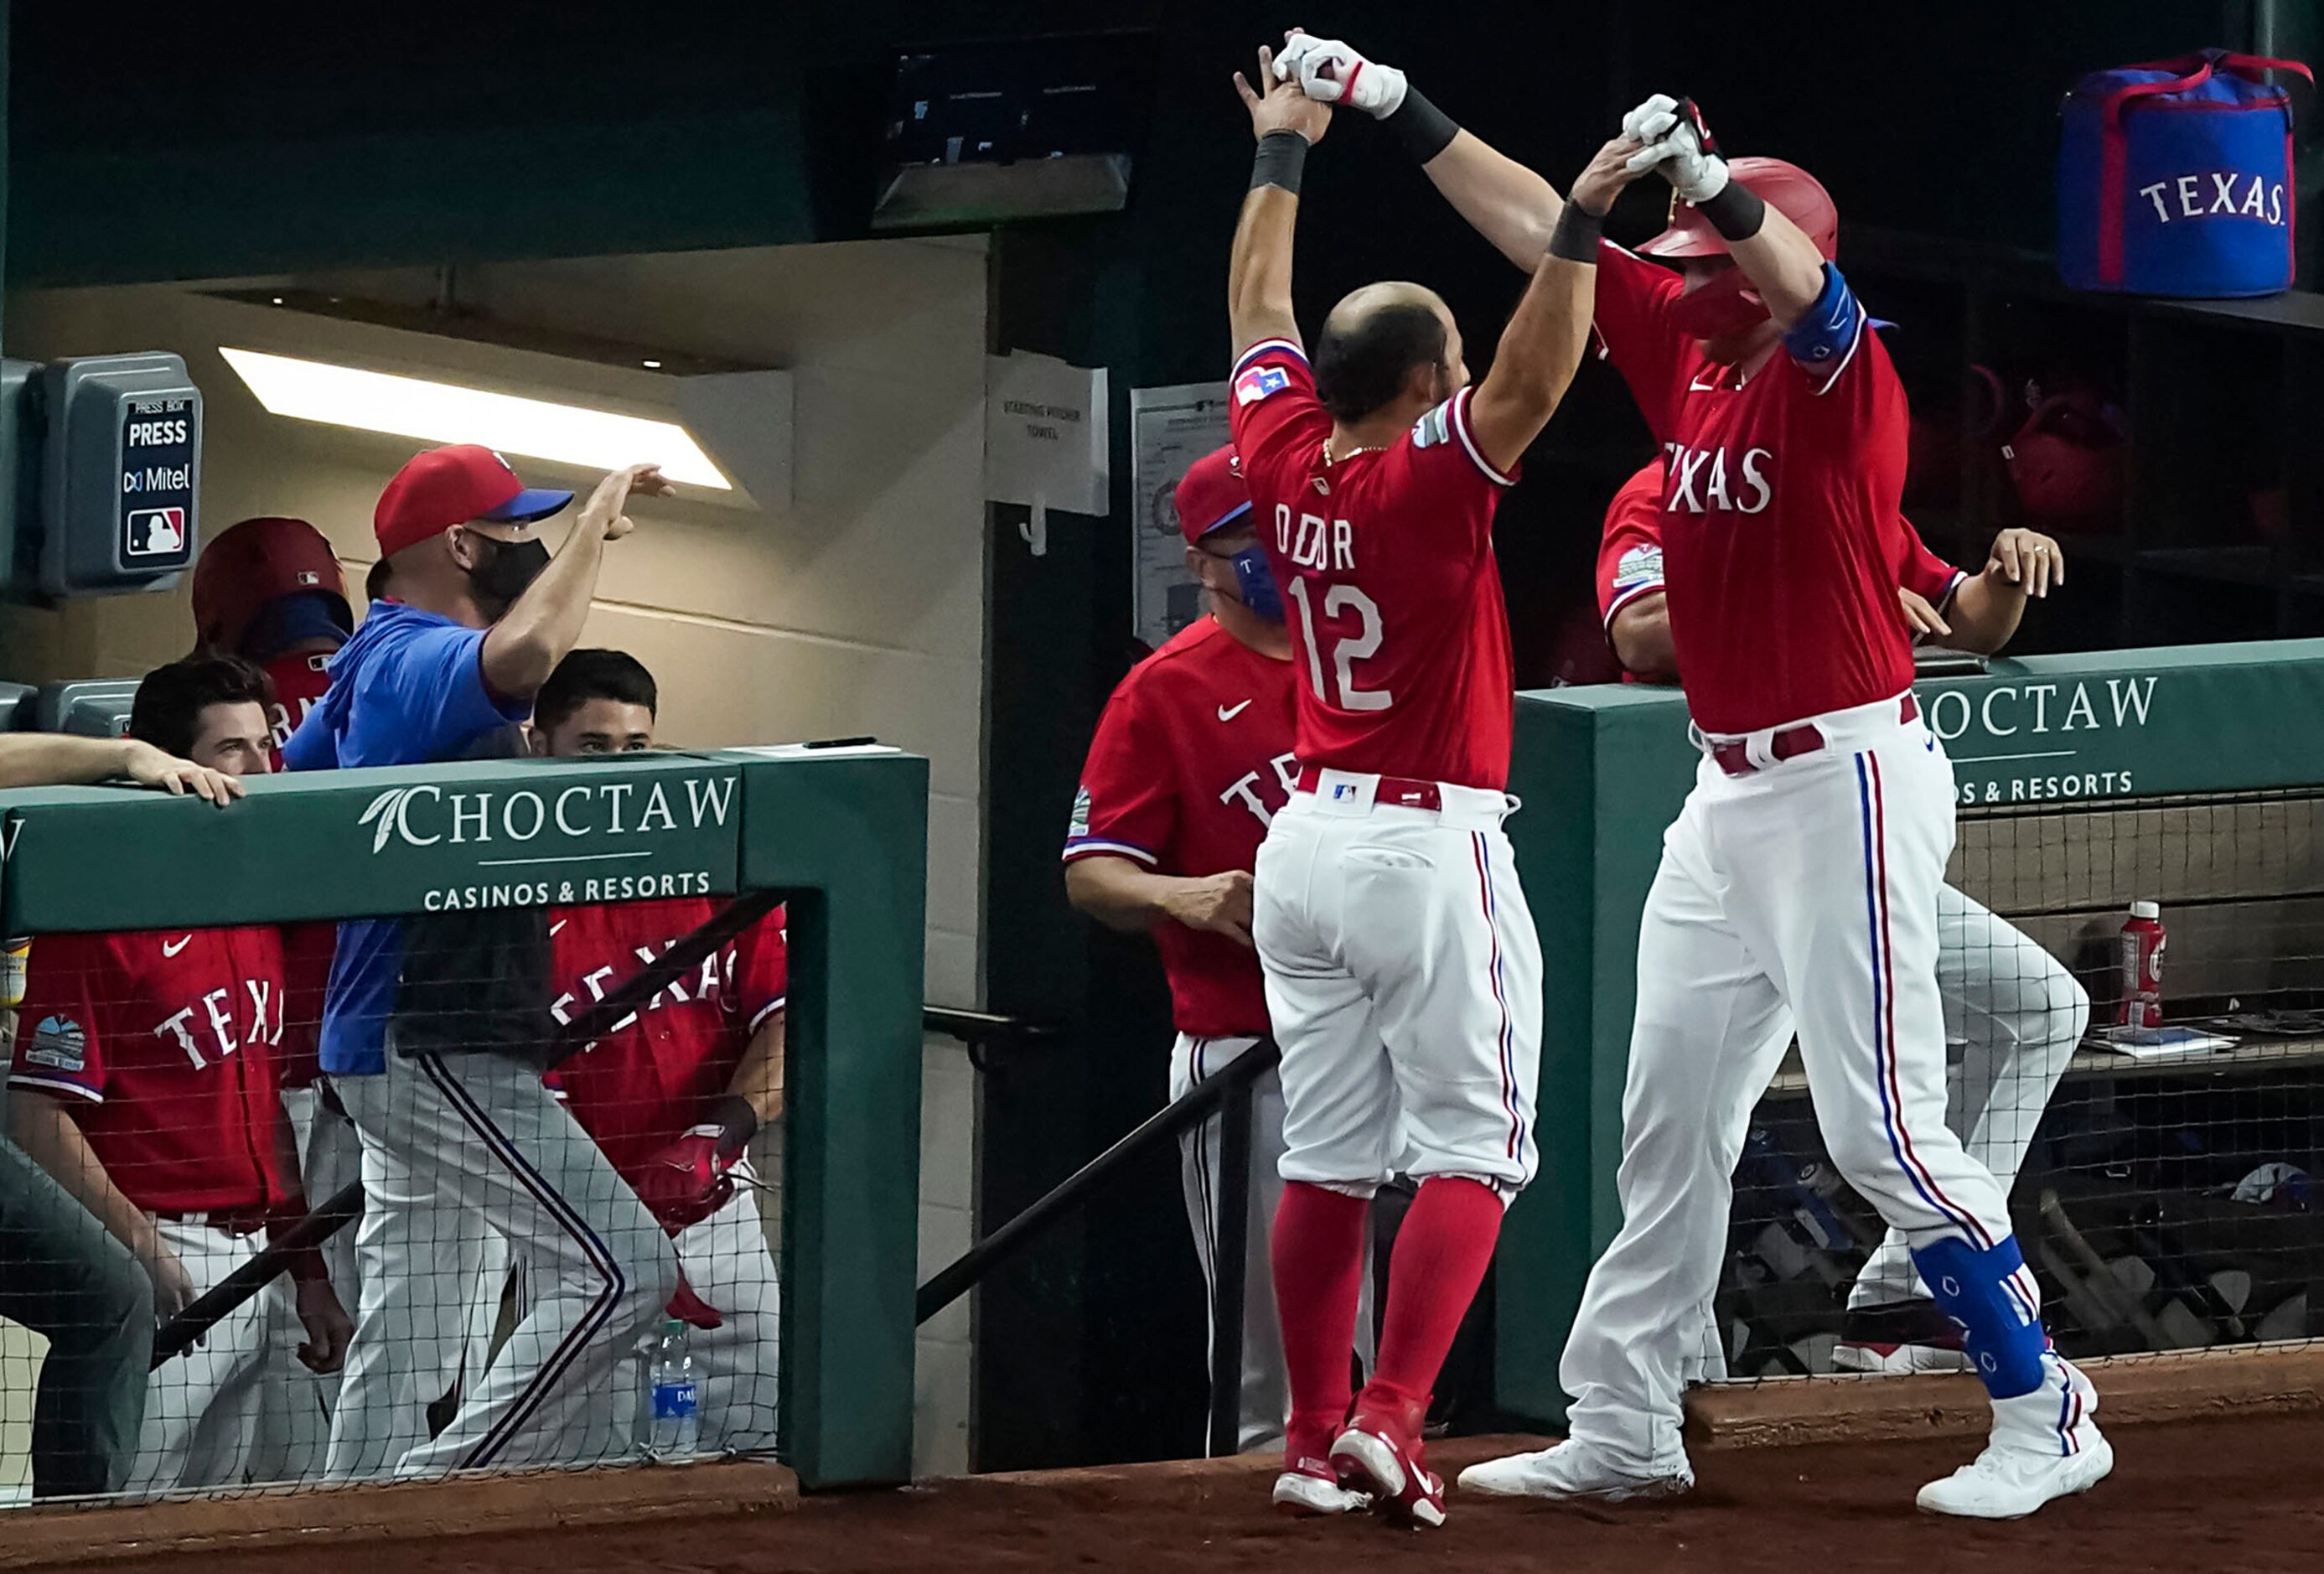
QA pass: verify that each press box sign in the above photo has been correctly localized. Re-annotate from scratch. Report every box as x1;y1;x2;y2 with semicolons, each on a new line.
39;352;204;597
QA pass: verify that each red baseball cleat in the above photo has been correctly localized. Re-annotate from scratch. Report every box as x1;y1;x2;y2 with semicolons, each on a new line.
1274;1415;1369;1516
1330;1394;1445;1529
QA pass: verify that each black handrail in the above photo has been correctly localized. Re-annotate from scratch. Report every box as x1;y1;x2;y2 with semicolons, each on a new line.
914;1039;1280;1457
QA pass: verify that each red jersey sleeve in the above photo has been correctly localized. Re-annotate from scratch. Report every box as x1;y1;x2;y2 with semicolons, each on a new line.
732;906;789;1033
1064;674;1174;867
1592;242;1690;443
1898;519;1967;609
1380;387;1517;554
1227;339;1331;514
1597;464;1669;627
9;932;114;1103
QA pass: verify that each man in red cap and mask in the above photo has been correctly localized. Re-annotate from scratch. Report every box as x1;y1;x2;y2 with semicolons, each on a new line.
1064;445;1374;1478
1279;36;2107;1520
286;447;682;1479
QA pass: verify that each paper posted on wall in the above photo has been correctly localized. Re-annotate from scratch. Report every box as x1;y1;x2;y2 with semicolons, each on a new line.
986;350;1109;556
1129;383;1232;649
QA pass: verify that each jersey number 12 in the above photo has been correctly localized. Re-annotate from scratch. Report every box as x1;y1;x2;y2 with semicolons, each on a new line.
1287;578;1391;712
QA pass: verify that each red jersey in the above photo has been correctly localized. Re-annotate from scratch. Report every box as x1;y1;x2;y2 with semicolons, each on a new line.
1064;617;1297;1038
1228;339;1518;791
264;650;340;1090
262;650;334;774
9;926;292;1214
1592;244;1915;734
1595;460;1966;634
546;898;787;1192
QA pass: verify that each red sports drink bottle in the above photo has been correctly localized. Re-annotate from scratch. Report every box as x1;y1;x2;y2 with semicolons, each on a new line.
2117;900;2165;1028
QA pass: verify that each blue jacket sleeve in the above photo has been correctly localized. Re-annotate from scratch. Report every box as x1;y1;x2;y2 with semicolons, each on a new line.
374;623;533;757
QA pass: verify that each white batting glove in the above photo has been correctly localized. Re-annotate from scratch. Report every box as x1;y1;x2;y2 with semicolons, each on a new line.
1623;94;1730;204
1273;32;1408;118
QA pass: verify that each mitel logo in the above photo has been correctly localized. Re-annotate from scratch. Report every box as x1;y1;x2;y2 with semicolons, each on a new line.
358;775;738;855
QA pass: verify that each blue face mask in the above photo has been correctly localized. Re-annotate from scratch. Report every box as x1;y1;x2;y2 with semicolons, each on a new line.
1229;545;1284;622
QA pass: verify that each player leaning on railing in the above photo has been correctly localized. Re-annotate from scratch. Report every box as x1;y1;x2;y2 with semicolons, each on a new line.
0;731;236;1499
1280;27;2110;1517
7;657;352;1494
287;446;684;1479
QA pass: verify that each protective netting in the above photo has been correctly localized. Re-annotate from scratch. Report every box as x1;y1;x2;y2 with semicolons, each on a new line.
1712;788;2324;1382
0;889;788;1500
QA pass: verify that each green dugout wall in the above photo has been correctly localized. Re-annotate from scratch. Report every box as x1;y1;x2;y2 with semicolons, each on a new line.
0;745;927;1490
1495;639;2324;1426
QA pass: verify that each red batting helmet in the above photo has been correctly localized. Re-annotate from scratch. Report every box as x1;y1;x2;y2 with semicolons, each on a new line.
1636;158;1840;261
191;516;352;655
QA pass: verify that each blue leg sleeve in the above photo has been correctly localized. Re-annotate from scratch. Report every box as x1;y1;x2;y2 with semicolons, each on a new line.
1911;1234;2047;1399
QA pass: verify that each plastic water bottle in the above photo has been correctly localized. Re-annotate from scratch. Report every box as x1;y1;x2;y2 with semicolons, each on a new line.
649;1318;701;1461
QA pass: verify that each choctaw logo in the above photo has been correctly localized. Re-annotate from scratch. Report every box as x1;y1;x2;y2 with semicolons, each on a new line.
358;777;738;855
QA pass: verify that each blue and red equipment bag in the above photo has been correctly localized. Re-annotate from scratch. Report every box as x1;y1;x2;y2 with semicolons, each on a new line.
2058;49;2311;297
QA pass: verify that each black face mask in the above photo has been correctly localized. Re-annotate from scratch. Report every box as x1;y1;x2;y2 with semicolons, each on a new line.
467;535;551;606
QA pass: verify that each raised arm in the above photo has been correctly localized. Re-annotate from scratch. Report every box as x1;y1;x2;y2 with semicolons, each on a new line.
1939;529;2063;655
1462;138;1652;471
1273;33;1561;274
479;463;674;701
1228;45;1330;361
1627;96;1825;326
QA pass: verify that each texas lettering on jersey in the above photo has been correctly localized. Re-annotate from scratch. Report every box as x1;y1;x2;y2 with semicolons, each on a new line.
1592;242;1915;735
8;925;292;1214
1227;339;1519;791
1065;616;1297;1038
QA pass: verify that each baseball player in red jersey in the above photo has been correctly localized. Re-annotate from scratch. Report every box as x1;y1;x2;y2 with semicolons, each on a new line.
527;650;788;1458
5;656;354;1493
1225;43;1612;1527
192;515;358;1472
1065;445;1376;1464
1599;463;2091;1377
1292;42;2108;1513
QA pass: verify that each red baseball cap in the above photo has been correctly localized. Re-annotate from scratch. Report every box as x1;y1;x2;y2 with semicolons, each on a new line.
373;444;574;559
1174;445;1252;546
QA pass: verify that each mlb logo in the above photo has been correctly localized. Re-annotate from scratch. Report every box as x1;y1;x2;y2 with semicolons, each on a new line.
1333;783;1355;800
297;570;322;587
124;506;187;558
1235;364;1290;406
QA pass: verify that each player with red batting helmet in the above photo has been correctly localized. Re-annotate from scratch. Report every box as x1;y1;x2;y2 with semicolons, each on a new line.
1286;30;2109;1517
190;516;353;768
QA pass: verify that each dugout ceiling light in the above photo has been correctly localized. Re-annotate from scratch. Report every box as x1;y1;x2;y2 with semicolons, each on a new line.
217;347;732;490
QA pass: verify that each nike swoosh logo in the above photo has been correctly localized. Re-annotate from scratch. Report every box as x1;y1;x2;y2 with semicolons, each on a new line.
1218;701;1253;722
162;935;194;958
1689;374;1723;392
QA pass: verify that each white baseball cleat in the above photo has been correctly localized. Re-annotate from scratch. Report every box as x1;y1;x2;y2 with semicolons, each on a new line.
1916;1435;2114;1520
1456;1440;1694;1502
1271;1468;1371;1515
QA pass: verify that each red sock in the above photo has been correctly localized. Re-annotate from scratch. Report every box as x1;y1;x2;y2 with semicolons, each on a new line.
1271;1181;1370;1436
1367;1177;1504;1410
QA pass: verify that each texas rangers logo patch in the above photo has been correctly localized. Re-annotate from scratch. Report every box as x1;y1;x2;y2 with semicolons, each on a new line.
1234;365;1290;406
25;1015;85;1073
1612;544;1664;590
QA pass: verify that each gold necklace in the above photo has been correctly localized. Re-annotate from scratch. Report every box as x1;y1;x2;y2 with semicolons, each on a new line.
1323;435;1388;465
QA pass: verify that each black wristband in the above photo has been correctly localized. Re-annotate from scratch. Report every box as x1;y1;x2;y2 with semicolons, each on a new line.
1385;85;1459;163
708;1094;761;1158
1250;130;1309;194
1548;205;1604;262
1697;179;1766;242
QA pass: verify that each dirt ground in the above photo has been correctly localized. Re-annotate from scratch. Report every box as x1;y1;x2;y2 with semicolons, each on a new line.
149;1418;2324;1574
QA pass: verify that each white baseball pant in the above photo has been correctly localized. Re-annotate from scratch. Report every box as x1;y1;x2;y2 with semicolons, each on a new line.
328;1046;675;1478
128;1219;305;1493
1254;774;1542;1197
1562;696;2091;1476
1169;1033;1374;1452
1681;886;2090;1375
